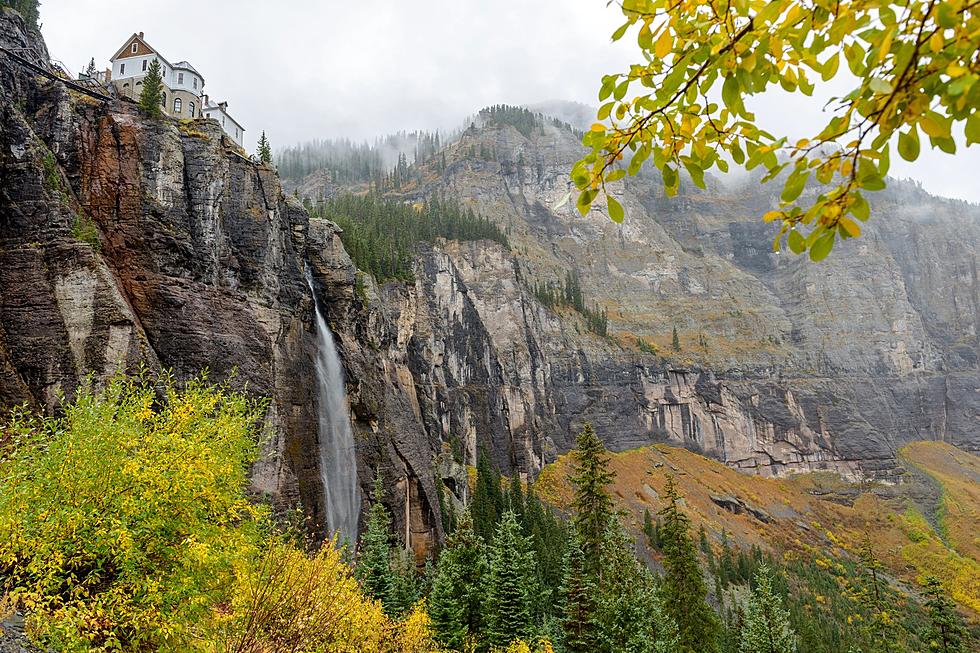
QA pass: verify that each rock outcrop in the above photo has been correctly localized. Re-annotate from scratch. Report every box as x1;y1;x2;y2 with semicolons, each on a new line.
0;10;443;551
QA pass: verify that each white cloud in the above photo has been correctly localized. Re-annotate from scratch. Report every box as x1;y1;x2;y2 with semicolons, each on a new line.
40;0;980;203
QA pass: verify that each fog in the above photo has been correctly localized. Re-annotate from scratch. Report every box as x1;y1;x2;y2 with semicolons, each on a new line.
40;0;980;203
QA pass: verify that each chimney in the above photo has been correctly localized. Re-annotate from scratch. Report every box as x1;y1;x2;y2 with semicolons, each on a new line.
138;32;144;38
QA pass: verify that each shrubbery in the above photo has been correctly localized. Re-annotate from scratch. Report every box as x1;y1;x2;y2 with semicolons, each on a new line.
0;374;445;652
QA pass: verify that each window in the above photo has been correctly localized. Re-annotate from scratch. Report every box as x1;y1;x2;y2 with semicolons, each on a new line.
189;101;195;117
131;42;138;53
173;98;182;114
192;77;197;89
142;59;147;72
222;116;225;126
161;92;166;107
178;72;183;84
120;63;125;75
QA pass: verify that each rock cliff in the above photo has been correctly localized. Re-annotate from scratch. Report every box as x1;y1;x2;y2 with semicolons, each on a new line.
0;10;442;550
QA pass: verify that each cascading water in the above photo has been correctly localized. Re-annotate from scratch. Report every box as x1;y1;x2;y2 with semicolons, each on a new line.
305;269;360;545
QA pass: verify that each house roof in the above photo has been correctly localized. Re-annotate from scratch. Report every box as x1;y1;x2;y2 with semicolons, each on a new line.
172;60;203;79
110;33;174;72
203;101;245;133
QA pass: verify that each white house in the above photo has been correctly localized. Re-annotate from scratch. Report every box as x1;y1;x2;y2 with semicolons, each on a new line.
108;33;244;146
202;99;246;147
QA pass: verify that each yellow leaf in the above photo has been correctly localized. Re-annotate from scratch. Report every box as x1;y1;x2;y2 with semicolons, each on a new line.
930;32;944;53
590;123;606;132
655;30;673;59
763;210;783;222
838;217;861;237
947;63;967;78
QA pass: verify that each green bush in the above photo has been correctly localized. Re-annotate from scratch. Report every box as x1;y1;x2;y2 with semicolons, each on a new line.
0;374;268;651
72;213;101;251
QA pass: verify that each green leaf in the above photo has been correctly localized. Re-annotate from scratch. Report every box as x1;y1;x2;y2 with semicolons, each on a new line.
809;232;835;262
868;78;892;94
967;113;980;146
722;75;739;112
850;193;870;221
781;169;810;203
607;195;625;223
731;142;745;165
897;128;919;162
788;229;805;254
606;169;626;183
611;22;630;42
821;53;840;81
577;189;597;216
597;102;614;121
683;160;706;189
662;165;678;195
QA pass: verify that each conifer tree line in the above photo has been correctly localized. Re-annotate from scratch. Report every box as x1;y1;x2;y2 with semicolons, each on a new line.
353;422;973;653
530;270;609;337
1;0;40;28
276;131;444;182
313;193;508;283
477;104;576;138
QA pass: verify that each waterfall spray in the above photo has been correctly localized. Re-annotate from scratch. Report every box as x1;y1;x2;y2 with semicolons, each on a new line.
306;269;360;545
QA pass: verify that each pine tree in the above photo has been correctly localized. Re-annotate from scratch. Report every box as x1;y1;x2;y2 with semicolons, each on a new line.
672;326;681;351
561;540;599;653
257;130;272;164
659;475;720;653
356;469;395;614
739;564;796;653
568;423;615;575
523;486;568;618
485;510;537;648
388;545;422;617
138;59;165;118
855;533;899;653
429;510;488;650
594;519;679;653
472;448;504;540
922;576;967;653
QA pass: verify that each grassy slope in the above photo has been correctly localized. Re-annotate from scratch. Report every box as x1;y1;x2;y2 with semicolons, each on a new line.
534;441;980;620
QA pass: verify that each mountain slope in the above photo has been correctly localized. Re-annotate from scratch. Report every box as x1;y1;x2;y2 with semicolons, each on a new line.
294;108;980;481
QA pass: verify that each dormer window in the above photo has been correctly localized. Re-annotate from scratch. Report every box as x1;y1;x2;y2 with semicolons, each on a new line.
131;42;138;53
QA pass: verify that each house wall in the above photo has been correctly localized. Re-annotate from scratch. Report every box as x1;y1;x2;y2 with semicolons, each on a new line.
170;68;203;95
112;55;172;82
203;107;245;146
169;89;202;118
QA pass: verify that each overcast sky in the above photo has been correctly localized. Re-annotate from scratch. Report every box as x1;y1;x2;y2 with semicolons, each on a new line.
41;0;980;203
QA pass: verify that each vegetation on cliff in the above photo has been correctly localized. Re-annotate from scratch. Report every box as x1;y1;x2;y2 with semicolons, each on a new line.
314;193;508;282
0;0;39;28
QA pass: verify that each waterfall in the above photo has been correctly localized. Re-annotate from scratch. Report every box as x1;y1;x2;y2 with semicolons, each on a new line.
306;270;360;545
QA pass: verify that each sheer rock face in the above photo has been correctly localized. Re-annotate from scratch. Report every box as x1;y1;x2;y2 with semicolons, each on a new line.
299;119;980;486
372;120;979;482
0;10;444;550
